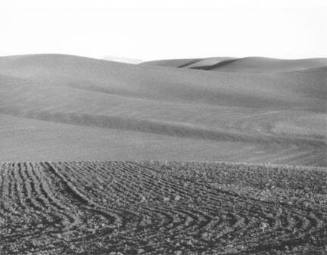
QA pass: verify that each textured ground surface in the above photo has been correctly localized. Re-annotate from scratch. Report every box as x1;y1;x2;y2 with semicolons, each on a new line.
0;55;326;254
1;161;327;254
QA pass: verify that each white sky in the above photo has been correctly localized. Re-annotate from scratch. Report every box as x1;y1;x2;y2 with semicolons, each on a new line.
0;0;326;60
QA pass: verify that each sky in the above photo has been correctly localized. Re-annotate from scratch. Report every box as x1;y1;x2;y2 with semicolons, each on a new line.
0;0;326;61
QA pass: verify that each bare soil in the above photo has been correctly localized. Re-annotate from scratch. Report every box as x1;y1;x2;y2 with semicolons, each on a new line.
1;161;326;254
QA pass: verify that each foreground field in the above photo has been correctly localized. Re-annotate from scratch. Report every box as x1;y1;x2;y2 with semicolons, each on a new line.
1;161;327;254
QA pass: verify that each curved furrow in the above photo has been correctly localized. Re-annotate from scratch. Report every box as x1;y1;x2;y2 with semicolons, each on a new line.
67;162;121;205
61;162;151;238
129;206;175;234
45;162;124;230
134;173;253;246
40;162;91;233
118;164;213;214
59;162;139;226
134;204;230;245
204;210;256;246
0;163;46;244
0;163;21;243
77;162;181;210
92;162;143;203
0;162;15;218
0;164;24;238
9;163;54;238
254;217;297;245
38;163;123;249
108;165;215;236
12;162;42;215
19;163;55;223
121;163;270;244
7;163;24;215
227;200;324;249
132;207;167;236
28;162;81;235
270;203;325;246
133;162;327;251
281;208;326;242
95;163;212;241
59;162;119;202
190;180;321;240
163;206;211;237
168;207;205;233
120;205;215;251
229;201;326;252
35;163;82;232
211;211;251;244
129;162;249;206
23;162;59;219
30;162;67;212
241;203;285;235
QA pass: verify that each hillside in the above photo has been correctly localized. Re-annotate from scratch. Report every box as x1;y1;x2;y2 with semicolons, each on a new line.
142;57;327;73
0;54;326;165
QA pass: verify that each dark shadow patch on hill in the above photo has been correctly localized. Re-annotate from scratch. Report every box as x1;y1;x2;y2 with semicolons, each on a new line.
1;107;326;153
189;59;239;71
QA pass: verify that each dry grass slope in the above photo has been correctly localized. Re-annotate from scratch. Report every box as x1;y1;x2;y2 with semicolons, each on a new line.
0;54;326;165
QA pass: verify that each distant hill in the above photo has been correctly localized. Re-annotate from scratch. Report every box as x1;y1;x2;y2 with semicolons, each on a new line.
103;55;142;64
142;57;327;73
0;54;326;165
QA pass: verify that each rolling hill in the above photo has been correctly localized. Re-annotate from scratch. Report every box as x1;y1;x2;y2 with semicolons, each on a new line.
0;54;326;165
142;56;327;73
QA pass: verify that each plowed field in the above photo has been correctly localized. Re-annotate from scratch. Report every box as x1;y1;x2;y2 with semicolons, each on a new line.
1;161;327;254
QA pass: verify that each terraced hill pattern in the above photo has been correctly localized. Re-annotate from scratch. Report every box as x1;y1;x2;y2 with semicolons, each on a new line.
0;55;327;254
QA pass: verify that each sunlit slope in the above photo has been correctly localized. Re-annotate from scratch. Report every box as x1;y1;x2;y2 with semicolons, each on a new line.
0;54;326;165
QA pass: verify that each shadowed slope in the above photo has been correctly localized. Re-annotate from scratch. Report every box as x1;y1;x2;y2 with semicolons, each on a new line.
0;54;326;165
